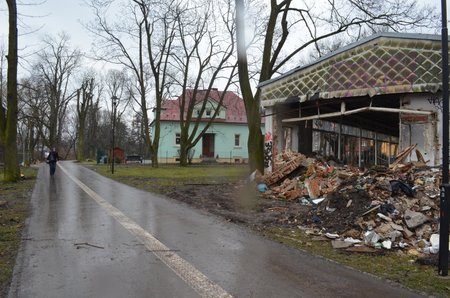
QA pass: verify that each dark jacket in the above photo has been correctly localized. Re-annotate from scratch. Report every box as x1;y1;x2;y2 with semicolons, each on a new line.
47;151;59;163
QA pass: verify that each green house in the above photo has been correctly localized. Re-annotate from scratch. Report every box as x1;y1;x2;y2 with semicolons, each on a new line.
155;89;264;164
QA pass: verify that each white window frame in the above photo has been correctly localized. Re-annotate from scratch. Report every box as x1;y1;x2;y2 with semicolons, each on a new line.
234;134;241;147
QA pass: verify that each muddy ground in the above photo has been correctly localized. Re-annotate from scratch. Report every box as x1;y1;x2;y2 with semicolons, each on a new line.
163;179;372;235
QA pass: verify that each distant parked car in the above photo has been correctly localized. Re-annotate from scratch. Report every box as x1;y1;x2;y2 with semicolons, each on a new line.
125;155;143;164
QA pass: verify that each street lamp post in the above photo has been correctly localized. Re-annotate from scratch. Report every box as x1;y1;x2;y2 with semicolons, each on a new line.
111;96;118;174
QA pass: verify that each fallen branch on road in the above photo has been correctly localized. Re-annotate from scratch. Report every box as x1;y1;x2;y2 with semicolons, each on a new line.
74;242;104;249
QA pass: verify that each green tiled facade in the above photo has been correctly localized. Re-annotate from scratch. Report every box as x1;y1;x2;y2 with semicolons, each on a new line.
260;34;445;104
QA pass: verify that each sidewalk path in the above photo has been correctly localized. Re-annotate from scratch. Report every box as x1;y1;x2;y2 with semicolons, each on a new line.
8;161;424;298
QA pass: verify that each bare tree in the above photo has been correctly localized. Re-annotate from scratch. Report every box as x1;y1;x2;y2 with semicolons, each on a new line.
32;33;81;149
169;0;238;166
75;74;98;161
235;0;438;172
86;0;178;167
104;69;132;130
0;0;20;181
131;0;179;166
18;77;48;160
17;80;40;165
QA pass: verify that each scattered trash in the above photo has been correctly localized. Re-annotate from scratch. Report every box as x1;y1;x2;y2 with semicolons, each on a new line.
344;237;362;244
326;207;336;212
311;198;325;205
248;170;257;183
346;200;352;208
300;197;311;205
379;203;396;215
398;242;409;248
364;230;380;246
382;240;392;250
257;183;268;192
424;234;440;254
325;233;340;239
390;180;415;197
260;149;441;253
377;213;392;222
332;240;353;249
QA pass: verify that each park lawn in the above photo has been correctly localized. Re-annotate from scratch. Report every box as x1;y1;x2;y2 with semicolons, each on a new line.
92;163;252;194
0;167;37;297
265;227;450;297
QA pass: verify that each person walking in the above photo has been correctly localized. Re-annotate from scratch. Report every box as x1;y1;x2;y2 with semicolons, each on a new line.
46;148;59;176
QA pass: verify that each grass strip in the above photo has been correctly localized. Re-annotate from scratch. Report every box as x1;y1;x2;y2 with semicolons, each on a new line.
0;167;37;296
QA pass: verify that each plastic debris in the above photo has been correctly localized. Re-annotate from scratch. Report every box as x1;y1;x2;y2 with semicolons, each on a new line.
364;231;380;246
257;183;268;193
325;233;340;239
311;198;325;205
390;180;415;197
344;237;362;244
248;170;257;182
382;240;392;249
424;234;440;254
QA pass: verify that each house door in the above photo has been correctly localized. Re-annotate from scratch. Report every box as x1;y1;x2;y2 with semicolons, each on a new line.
202;134;215;158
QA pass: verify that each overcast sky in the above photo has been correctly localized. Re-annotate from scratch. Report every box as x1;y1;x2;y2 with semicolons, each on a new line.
1;0;443;47
0;0;444;76
1;0;90;48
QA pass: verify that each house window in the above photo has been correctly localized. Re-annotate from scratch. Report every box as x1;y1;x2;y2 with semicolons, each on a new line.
234;134;240;147
175;133;181;145
206;109;211;117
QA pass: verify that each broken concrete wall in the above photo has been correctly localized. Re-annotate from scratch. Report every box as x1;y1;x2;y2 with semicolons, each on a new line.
264;107;275;172
400;93;439;166
264;105;300;173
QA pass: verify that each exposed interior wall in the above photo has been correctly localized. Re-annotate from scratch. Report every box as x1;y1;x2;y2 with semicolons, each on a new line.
264;105;300;172
264;107;274;172
400;93;439;166
263;93;441;169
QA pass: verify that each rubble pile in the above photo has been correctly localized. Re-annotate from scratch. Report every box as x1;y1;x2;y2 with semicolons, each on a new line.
260;149;443;255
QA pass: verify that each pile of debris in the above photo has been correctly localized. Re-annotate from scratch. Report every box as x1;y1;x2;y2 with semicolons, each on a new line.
259;147;443;255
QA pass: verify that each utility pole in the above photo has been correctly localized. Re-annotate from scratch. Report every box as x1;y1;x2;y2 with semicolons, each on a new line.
439;0;449;277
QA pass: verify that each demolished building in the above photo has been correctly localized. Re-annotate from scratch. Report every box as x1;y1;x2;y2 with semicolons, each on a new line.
259;32;444;172
256;32;449;254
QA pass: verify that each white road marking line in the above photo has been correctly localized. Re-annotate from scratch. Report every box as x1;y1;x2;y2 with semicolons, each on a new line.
59;164;233;298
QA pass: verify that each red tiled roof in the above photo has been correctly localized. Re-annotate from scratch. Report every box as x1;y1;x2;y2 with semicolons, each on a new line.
160;89;248;123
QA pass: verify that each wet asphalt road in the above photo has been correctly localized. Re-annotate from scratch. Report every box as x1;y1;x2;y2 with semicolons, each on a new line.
7;161;424;298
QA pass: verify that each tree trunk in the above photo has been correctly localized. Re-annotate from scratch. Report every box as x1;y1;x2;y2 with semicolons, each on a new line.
151;99;161;168
235;0;264;172
3;0;19;181
247;95;264;172
76;127;84;161
179;147;188;166
179;127;189;166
